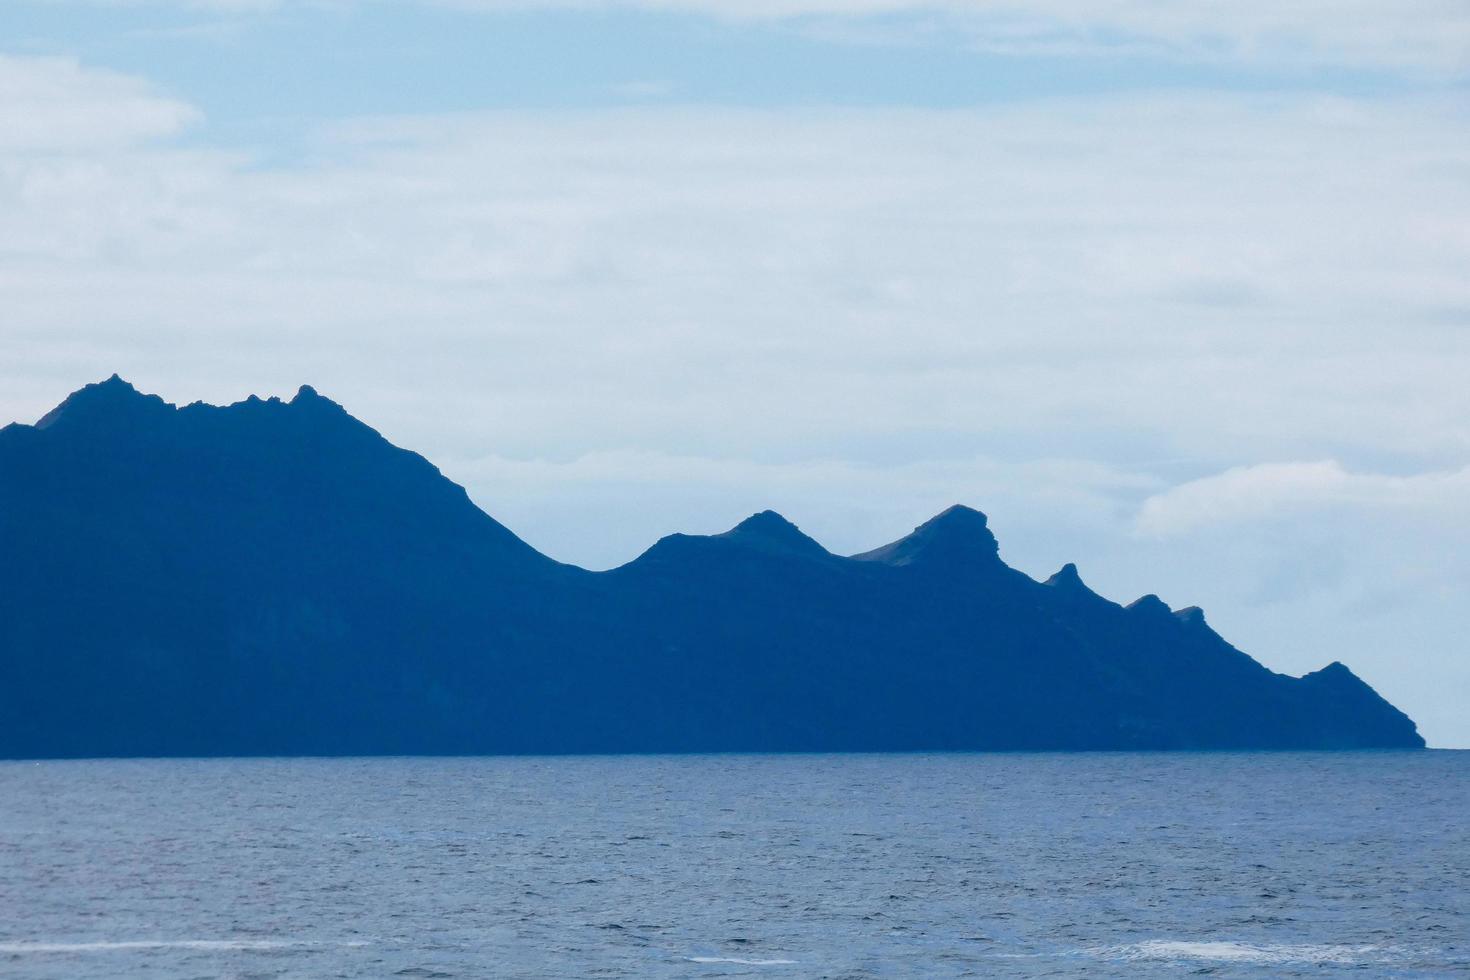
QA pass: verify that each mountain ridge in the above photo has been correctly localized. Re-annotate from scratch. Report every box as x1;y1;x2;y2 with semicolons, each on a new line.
0;378;1425;758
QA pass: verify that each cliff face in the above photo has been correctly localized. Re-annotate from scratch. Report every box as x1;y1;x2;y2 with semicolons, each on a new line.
0;378;1425;758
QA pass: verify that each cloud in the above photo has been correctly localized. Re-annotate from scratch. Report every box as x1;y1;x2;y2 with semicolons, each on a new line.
423;0;1470;75
5;89;1468;466
1137;461;1470;536
0;55;198;152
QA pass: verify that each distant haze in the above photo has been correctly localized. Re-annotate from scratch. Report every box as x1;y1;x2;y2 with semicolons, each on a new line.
0;1;1466;745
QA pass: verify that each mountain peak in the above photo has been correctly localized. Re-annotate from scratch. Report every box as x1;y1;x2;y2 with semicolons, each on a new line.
1042;561;1123;613
1045;562;1084;588
925;503;990;530
281;384;358;427
718;510;828;556
289;383;347;411
1126;593;1173;617
625;510;829;570
34;375;173;431
1174;605;1207;627
851;504;1000;567
1305;660;1360;685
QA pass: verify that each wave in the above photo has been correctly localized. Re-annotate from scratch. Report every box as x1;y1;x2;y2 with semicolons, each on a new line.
686;956;798;965
1099;940;1385;964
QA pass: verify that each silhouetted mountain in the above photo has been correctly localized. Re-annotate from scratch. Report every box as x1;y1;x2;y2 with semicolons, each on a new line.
0;378;1424;758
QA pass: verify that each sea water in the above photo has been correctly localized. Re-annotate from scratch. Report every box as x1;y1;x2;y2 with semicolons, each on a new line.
0;751;1464;978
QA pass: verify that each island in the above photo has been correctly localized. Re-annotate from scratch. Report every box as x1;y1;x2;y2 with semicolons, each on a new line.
0;376;1424;758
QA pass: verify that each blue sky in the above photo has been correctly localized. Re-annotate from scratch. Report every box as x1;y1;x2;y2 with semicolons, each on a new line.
2;0;1468;744
4;2;1454;123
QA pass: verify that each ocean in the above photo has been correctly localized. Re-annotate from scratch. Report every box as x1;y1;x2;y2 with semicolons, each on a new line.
0;751;1464;978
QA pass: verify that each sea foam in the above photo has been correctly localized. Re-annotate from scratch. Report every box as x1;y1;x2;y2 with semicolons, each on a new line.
1101;940;1385;964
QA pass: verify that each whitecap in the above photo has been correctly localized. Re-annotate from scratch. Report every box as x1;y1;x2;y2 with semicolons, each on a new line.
1100;940;1383;964
686;955;798;965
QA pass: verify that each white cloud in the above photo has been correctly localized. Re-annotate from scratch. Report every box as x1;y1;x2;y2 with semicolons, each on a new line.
5;92;1468;462
1137;461;1470;536
425;0;1470;75
0;55;197;152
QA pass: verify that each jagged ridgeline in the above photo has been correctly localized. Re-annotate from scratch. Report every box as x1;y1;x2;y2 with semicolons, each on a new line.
0;377;1424;758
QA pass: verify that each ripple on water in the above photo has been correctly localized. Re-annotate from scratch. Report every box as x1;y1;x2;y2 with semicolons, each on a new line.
0;751;1464;979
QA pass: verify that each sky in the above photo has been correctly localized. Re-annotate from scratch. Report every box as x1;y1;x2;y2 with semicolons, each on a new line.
2;0;1468;746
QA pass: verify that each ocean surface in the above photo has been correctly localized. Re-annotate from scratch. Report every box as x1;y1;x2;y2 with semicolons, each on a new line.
0;752;1464;978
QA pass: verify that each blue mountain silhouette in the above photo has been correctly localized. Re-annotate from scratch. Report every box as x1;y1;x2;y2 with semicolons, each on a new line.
0;377;1424;757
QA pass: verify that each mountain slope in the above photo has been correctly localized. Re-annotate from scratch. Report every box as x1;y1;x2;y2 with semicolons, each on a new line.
0;379;1425;757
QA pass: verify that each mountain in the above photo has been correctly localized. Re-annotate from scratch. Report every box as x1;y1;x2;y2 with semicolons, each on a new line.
0;377;1424;758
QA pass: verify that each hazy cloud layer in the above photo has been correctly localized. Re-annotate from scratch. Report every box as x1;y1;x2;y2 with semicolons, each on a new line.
1;53;1466;742
1139;461;1470;536
492;0;1470;73
55;0;1470;74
